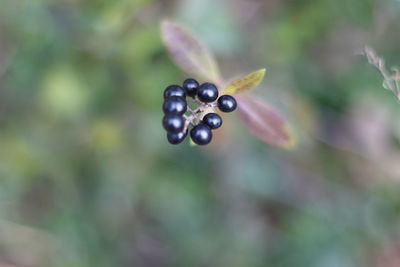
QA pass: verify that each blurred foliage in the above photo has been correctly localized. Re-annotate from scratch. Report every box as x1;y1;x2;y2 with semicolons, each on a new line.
1;0;400;266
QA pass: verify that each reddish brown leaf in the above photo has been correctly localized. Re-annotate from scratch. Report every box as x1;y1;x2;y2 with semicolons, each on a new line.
161;20;220;81
236;94;295;148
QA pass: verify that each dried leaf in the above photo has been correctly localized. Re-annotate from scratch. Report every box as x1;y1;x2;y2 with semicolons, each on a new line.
161;20;220;81
222;69;266;95
236;94;295;148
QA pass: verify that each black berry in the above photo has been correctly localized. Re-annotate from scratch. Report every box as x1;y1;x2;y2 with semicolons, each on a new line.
164;85;186;99
190;124;212;145
203;113;222;129
218;95;237;112
162;114;185;133
197;83;219;103
163;96;187;115
183;78;199;97
167;130;187;145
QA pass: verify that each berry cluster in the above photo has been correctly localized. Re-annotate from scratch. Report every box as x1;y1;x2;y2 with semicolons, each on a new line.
162;78;237;145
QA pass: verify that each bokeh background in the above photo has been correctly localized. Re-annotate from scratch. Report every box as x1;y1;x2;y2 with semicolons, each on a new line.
1;0;400;266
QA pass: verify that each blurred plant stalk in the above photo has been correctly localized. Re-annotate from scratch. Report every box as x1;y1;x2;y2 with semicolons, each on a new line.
361;46;400;102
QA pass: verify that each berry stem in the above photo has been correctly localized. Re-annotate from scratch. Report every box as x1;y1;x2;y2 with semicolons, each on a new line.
183;112;199;132
192;103;216;114
183;116;191;133
182;91;220;133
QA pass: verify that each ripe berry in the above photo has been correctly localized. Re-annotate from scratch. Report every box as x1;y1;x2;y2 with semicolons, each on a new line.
218;95;237;112
167;130;188;145
183;78;199;97
190;124;212;145
203;113;222;129
163;96;187;115
164;85;186;99
162;114;185;133
197;83;219;103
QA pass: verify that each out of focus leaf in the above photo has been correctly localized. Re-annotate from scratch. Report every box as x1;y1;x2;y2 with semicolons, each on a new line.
222;68;266;95
161;20;220;81
41;65;88;118
236;94;295;148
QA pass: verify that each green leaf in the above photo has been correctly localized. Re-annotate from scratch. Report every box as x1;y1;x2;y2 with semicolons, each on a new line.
236;94;295;148
222;69;266;95
161;20;220;81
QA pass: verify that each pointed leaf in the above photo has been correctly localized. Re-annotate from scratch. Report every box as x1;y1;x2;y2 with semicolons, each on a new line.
236;94;295;148
222;69;266;95
161;20;220;81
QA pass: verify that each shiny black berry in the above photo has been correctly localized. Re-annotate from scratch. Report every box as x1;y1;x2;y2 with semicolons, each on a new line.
164;85;186;99
167;130;188;145
197;83;219;103
162;114;185;133
183;78;199;97
190;124;212;145
163;96;187;115
217;95;237;112
203;113;222;129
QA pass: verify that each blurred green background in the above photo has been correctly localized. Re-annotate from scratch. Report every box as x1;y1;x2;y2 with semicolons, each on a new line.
1;0;400;266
